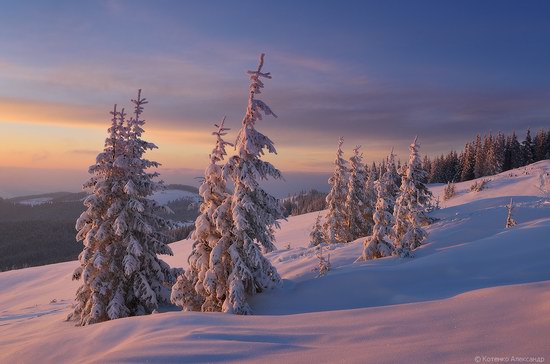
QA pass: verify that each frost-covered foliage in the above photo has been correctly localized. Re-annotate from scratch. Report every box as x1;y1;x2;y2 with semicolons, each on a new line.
309;214;325;247
505;198;517;228
362;179;394;260
221;54;283;314
363;165;376;230
171;118;233;312
324;137;349;244
443;181;456;200
69;91;175;326
392;137;429;257
345;146;371;240
380;148;400;214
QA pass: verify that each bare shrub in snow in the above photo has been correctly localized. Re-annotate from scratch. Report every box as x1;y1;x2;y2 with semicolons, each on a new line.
470;179;490;192
314;245;331;277
505;198;517;228
443;181;456;200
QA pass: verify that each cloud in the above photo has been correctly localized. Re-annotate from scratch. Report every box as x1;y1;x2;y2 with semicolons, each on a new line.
31;151;50;162
271;52;337;73
66;149;98;155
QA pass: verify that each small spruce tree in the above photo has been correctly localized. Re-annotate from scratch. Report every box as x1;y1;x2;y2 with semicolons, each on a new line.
309;214;325;247
392;137;429;257
171;118;233;312
362;179;394;260
345;146;370;240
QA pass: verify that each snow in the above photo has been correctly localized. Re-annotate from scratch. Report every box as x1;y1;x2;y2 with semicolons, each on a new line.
1;161;550;363
431;159;550;208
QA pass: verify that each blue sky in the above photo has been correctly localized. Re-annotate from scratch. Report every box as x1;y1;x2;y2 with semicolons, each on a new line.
0;1;549;196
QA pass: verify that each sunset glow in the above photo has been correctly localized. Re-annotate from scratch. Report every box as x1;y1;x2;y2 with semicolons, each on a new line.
1;1;549;197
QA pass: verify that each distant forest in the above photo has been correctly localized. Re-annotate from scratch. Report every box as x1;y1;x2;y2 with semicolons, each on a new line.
422;128;550;184
282;189;327;217
0;186;199;271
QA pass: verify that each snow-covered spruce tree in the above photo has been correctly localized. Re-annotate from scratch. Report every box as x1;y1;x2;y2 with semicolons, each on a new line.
309;214;325;247
323;137;349;244
345;146;370;240
70;92;175;325
221;53;283;314
474;134;485;178
171;118;233;312
392;137;429;257
362;179;394;260
381;148;400;214
69;105;126;325
522;129;535;165
363;163;376;232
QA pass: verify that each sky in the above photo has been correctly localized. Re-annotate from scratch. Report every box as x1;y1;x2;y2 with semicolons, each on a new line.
1;0;549;197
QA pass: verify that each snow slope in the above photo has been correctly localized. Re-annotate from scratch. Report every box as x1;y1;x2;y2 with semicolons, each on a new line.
1;161;549;363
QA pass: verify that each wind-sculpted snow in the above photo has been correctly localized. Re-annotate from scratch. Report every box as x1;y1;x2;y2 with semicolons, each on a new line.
1;161;550;363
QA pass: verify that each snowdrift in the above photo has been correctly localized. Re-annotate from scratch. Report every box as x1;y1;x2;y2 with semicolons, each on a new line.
1;161;549;363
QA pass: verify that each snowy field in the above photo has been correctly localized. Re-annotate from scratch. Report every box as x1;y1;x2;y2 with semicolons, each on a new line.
1;162;549;363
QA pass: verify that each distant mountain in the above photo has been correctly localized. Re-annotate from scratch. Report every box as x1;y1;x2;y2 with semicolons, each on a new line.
8;184;199;206
9;191;88;205
0;185;200;271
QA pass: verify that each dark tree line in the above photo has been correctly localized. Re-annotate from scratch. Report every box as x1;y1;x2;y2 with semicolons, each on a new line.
423;128;550;184
282;189;328;217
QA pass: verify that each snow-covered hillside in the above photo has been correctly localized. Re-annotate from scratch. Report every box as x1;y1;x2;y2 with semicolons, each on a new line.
1;162;549;363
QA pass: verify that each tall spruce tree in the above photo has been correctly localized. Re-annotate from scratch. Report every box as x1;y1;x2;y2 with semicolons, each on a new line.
70;91;174;325
534;129;547;162
364;163;376;234
522;129;535;165
510;132;523;168
221;53;283;314
474;134;485;178
324;137;349;244
171;118;233;312
381;148;400;214
345;146;370;240
460;142;475;181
